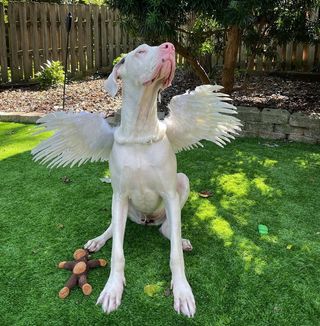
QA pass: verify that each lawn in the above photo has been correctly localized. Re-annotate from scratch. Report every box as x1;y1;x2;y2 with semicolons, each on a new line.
0;122;319;326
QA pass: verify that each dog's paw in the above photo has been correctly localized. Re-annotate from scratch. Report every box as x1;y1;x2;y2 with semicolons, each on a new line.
96;275;125;314
172;279;196;318
84;236;106;252
182;239;193;251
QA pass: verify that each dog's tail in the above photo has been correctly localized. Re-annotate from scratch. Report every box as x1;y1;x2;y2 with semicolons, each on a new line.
32;111;114;168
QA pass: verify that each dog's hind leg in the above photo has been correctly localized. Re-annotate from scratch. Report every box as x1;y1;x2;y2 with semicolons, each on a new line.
84;224;113;252
159;173;193;251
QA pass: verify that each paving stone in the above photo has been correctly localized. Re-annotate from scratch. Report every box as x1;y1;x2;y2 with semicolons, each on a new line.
288;133;317;144
289;112;320;129
274;124;305;135
259;131;286;140
0;112;21;122
304;127;320;140
238;130;259;138
0;111;44;124
261;108;290;124
244;122;273;134
237;106;261;122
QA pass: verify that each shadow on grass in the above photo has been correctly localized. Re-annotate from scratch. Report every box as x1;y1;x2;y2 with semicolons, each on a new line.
0;129;320;325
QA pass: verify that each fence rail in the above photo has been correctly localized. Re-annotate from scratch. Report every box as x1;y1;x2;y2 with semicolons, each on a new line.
0;2;319;84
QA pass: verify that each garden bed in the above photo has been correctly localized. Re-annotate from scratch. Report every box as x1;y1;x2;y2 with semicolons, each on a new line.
0;69;320;116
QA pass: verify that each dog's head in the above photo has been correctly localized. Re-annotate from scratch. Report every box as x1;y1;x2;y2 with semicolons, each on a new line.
104;43;176;97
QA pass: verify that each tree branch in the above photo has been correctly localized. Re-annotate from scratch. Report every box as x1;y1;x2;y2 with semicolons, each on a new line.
172;41;210;84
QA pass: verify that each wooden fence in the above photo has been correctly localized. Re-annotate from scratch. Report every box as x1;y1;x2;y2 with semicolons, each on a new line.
199;41;320;74
0;2;140;84
0;2;319;84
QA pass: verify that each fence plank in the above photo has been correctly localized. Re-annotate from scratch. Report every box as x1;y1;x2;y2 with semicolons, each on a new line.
309;45;315;69
59;4;67;69
128;10;134;52
296;43;303;69
291;42;297;70
30;3;40;74
93;5;100;69
40;3;49;64
50;4;59;60
19;3;32;80
114;10;120;58
107;9;114;67
314;43;320;67
8;3;21;81
101;6;107;67
0;4;8;82
286;42;292;71
68;4;77;74
78;5;86;73
85;6;93;71
280;44;287;70
121;22;127;53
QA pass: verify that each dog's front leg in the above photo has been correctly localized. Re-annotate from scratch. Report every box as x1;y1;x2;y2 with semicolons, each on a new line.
97;193;128;313
164;191;196;318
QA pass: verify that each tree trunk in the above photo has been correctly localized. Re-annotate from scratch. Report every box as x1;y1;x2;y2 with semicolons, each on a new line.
243;18;267;86
173;42;210;84
222;25;241;93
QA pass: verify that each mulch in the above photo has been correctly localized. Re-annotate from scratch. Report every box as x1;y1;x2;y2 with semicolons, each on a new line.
1;69;319;116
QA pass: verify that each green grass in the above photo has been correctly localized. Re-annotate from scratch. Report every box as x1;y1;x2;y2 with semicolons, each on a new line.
0;122;319;326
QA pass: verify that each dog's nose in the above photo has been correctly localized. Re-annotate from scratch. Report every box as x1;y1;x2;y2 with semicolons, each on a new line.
160;42;175;52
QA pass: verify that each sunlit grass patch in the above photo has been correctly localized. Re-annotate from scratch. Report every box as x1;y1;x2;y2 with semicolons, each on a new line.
0;123;52;160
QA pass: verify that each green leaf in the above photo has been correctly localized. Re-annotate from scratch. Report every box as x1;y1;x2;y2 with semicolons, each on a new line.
258;224;269;235
143;282;165;297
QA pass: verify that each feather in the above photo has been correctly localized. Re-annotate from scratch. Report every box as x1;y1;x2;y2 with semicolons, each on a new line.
164;84;242;153
31;111;114;168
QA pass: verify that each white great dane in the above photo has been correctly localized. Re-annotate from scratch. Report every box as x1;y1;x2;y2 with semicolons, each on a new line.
32;42;241;318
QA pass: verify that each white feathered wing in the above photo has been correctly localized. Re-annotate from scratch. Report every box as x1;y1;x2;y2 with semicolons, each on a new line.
31;111;114;168
164;85;242;152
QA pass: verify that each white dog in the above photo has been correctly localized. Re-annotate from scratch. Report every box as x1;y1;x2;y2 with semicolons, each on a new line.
32;43;241;318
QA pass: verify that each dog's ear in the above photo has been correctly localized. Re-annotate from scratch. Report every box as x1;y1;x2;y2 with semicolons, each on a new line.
104;66;119;98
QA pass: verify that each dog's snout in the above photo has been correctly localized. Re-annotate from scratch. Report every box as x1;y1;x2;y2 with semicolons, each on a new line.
160;42;175;52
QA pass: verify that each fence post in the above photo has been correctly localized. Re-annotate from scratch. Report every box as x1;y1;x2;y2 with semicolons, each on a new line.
0;3;8;83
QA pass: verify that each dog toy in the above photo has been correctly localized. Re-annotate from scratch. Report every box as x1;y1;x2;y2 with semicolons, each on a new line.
58;248;107;298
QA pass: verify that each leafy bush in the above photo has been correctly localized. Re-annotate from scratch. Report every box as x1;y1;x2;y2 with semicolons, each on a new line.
36;60;65;88
113;53;127;66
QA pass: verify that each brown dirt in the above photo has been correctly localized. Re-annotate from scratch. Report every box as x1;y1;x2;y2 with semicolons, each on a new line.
232;75;320;115
160;70;320;116
0;70;319;116
0;76;122;116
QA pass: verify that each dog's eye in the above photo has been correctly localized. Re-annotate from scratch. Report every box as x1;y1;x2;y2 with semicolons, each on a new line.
137;50;146;55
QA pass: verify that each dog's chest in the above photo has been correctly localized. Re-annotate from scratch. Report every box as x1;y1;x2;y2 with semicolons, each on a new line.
109;136;177;193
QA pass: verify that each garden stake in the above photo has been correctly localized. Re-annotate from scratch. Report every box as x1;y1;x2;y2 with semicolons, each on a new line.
62;12;72;111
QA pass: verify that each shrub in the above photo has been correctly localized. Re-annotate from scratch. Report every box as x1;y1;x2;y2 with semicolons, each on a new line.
113;53;127;66
36;60;65;88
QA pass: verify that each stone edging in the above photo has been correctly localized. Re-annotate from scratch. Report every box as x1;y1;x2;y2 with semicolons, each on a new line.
1;108;319;144
237;106;320;144
0;111;45;124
